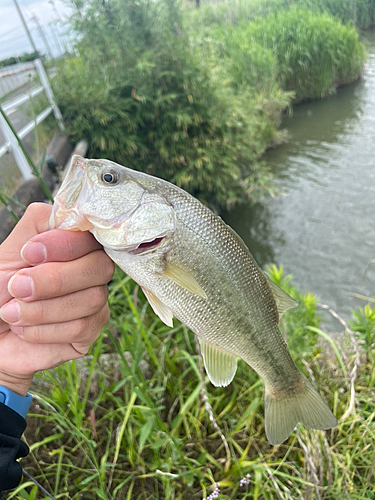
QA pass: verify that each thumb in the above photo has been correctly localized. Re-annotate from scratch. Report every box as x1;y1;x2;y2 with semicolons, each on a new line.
0;203;52;267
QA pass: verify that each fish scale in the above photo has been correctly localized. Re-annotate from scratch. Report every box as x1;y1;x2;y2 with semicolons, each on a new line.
166;193;285;366
50;155;338;445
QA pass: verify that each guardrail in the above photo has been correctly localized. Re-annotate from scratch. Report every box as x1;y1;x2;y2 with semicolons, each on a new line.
0;59;64;181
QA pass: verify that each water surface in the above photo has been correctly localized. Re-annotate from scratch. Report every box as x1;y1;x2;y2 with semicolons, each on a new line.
223;32;375;323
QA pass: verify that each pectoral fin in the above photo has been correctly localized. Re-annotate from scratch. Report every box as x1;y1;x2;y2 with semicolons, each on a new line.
198;339;237;387
266;276;298;318
160;262;207;299
141;287;174;327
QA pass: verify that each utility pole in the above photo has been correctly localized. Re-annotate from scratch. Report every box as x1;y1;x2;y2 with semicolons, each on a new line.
31;13;54;61
12;0;40;58
50;22;63;57
48;0;66;55
48;0;63;24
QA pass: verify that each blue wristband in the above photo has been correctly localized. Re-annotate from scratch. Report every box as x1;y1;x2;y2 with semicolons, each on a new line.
0;386;32;418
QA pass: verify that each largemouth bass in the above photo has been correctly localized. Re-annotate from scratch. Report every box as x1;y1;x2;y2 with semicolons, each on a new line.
50;155;337;445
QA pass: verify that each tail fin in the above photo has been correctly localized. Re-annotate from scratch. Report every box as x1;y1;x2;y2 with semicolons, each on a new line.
264;373;337;445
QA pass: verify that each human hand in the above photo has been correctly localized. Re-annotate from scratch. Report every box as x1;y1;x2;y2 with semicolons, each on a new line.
0;203;115;397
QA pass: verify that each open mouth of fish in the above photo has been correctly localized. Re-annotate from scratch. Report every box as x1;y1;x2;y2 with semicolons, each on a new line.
130;236;165;255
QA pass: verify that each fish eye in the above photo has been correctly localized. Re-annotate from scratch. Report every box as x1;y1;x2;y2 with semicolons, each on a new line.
101;171;119;185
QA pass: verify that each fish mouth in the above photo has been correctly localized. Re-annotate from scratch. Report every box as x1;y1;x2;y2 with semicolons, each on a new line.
49;204;94;231
130;236;166;255
99;235;167;254
49;155;94;232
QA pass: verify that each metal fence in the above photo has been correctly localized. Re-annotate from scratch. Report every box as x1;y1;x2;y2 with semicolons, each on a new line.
0;59;64;180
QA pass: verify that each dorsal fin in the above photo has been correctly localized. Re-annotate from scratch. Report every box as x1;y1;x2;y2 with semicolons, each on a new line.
266;276;298;318
198;339;238;387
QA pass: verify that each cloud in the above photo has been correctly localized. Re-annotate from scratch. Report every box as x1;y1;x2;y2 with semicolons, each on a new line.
0;0;73;60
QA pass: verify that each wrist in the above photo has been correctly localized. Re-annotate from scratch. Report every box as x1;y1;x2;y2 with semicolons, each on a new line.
0;385;33;418
0;372;33;397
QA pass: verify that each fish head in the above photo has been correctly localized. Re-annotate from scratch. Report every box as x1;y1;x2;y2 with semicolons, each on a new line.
50;156;176;254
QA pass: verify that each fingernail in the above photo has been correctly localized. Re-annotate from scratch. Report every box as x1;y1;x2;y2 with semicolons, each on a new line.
10;326;23;337
8;274;34;299
21;241;46;265
0;300;20;324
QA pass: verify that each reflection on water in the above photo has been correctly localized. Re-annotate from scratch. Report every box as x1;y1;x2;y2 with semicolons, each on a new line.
224;32;375;323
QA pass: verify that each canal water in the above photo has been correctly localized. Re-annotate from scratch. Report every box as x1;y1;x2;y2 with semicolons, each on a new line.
223;32;375;324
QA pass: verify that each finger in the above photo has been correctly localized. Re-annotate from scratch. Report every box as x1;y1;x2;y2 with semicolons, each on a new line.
21;229;103;266
1;285;109;327
10;305;110;350
8;250;114;301
0;333;94;376
0;203;52;267
0;318;10;335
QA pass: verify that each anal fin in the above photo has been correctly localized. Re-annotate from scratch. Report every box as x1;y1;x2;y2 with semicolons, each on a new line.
198;339;237;387
141;287;174;327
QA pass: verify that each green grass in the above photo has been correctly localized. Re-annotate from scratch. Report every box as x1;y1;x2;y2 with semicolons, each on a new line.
12;266;375;499
193;5;366;103
194;0;375;31
244;7;366;101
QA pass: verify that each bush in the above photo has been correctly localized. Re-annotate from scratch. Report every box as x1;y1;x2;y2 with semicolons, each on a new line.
188;0;290;27
301;0;375;30
53;0;365;209
191;5;366;101
53;0;291;209
195;0;375;30
350;302;375;361
244;7;366;101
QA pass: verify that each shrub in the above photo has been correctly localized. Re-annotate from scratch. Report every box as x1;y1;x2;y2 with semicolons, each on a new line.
189;0;290;27
53;0;365;208
350;302;375;361
245;7;366;100
53;0;289;208
195;0;375;31
301;0;375;30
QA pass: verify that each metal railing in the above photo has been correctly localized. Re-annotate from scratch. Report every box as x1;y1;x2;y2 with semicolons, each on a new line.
0;59;64;180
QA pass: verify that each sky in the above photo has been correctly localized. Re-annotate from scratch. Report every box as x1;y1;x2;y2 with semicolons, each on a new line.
0;0;74;61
